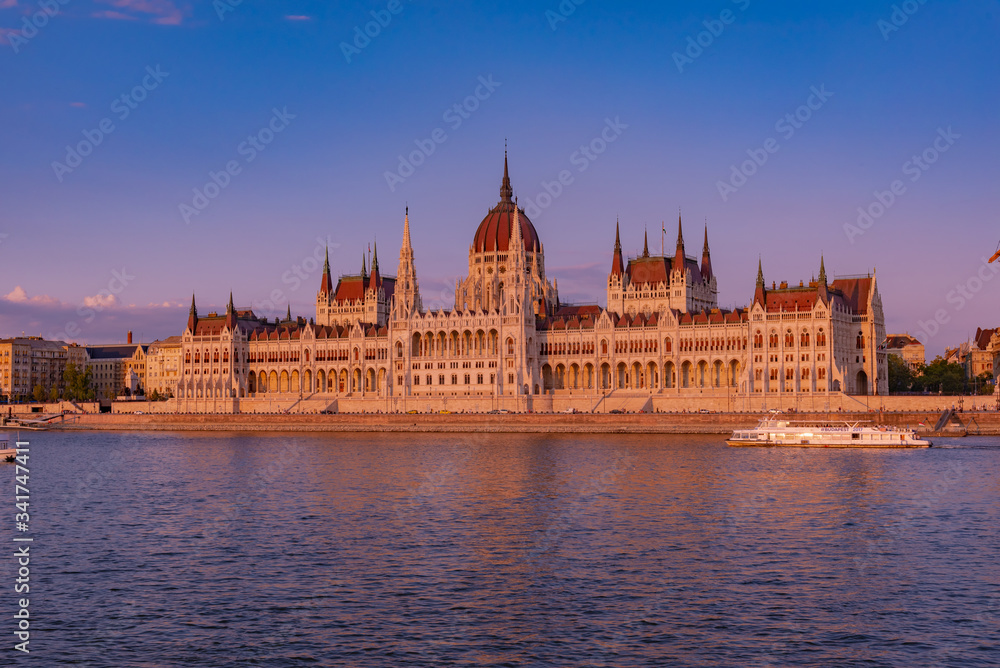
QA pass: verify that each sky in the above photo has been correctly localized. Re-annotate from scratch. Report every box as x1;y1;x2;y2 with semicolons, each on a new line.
0;0;997;357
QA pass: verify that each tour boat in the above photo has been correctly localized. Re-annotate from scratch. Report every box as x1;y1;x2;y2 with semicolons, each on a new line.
727;418;932;448
0;433;15;462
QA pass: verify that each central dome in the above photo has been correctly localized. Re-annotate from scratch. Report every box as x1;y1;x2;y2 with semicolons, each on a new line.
472;154;540;254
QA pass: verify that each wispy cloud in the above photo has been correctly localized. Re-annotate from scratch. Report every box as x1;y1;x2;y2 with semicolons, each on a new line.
285;14;311;21
0;286;186;344
0;26;17;44
93;0;186;26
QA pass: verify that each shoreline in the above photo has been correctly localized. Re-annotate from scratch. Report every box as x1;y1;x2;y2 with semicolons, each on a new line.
32;410;999;435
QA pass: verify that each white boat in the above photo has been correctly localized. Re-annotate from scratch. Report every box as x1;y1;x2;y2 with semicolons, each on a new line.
727;418;932;448
0;433;15;462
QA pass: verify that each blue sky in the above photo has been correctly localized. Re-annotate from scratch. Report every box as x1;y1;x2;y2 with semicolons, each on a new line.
0;0;997;357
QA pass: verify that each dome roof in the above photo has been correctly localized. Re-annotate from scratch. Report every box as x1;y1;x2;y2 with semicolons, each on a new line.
472;154;540;254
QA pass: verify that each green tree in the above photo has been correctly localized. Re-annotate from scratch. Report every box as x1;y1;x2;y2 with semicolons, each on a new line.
888;355;914;393
149;389;161;402
32;384;46;402
49;386;59;402
974;371;994;396
918;358;966;394
62;363;94;402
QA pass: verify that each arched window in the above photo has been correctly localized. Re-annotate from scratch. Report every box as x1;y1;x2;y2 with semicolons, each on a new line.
396;342;404;358
507;338;515;355
801;330;810;347
856;333;865;349
817;329;826;347
601;340;608;355
785;330;794;347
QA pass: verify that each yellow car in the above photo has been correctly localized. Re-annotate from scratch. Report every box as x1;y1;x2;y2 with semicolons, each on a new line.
439;410;452;414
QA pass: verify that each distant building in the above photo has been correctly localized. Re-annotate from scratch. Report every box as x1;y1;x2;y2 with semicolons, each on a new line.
86;336;148;400
146;336;182;398
886;334;925;371
967;327;996;380
0;337;83;400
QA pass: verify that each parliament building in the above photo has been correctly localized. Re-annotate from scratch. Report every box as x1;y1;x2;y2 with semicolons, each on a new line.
170;155;887;413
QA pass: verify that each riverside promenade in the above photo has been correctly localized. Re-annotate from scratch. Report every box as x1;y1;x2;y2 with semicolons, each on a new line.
47;411;1000;435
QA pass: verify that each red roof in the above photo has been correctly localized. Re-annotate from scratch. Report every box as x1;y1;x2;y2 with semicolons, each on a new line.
830;277;872;315
473;202;539;253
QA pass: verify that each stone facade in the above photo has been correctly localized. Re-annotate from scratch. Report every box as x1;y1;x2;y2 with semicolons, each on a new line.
173;155;888;413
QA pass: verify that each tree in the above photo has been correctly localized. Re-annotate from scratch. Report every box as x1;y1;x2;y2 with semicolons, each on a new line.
975;371;994;396
49;386;59;403
62;363;94;402
32;385;46;402
918;357;966;395
888;355;914;393
149;389;161;402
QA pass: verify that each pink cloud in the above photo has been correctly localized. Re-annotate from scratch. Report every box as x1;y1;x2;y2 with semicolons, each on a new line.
285;15;311;21
0;0;19;9
94;0;186;26
0;287;188;345
69;101;87;108
92;9;138;20
0;27;18;45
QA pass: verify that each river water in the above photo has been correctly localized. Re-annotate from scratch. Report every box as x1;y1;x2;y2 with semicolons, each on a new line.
3;431;999;667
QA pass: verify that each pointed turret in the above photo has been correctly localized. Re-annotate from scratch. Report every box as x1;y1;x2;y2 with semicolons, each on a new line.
701;224;713;282
396;206;422;315
817;255;829;301
187;293;198;332
361;253;368;281
611;220;624;277
500;149;513;203
370;240;382;288
225;291;237;328
511;200;525;270
673;213;686;276
320;246;333;295
754;258;766;307
643;228;650;258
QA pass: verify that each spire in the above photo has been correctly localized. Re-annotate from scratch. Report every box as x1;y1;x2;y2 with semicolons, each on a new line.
754;257;766;307
370;239;382;288
818;255;827;285
320;245;333;295
700;223;713;282
673;212;686;275
611;219;624;277
225;291;237;328
286;304;292;321
187;293;198;332
402;206;411;250
500;148;513;203
643;228;649;258
511;200;524;261
361;252;367;280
